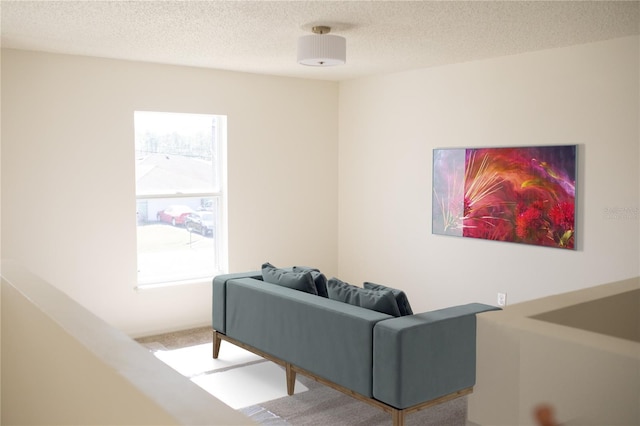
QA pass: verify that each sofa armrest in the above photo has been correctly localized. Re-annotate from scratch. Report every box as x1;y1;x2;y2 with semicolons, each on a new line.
373;303;500;409
212;271;261;333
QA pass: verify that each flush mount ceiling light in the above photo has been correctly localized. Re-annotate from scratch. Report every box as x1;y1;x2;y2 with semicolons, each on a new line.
297;26;346;67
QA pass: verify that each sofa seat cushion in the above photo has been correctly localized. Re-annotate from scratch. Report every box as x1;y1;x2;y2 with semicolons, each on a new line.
327;278;401;317
262;262;318;295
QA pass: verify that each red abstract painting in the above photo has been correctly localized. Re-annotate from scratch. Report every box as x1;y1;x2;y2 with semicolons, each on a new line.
432;145;577;249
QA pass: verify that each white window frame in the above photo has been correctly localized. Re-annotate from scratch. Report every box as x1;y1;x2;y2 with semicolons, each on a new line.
134;112;228;288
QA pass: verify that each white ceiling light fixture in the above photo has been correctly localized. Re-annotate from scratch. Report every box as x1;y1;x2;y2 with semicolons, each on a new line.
297;26;346;67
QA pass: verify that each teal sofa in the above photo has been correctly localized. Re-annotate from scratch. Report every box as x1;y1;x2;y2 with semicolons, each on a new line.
212;271;498;426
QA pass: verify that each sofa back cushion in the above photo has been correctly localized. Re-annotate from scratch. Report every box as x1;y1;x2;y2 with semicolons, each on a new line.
364;282;413;316
262;262;318;295
293;266;329;298
327;278;401;317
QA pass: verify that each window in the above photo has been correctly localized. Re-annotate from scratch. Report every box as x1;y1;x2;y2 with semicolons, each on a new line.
134;111;227;287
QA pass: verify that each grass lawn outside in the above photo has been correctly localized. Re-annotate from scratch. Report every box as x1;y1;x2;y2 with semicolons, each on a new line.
136;223;216;284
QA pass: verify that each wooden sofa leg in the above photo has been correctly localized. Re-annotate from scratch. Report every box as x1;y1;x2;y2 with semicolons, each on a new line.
286;364;296;395
213;330;221;359
392;409;405;426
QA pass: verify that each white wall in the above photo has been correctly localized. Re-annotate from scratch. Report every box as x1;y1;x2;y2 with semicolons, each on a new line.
1;49;339;336
338;36;640;312
2;36;638;337
2;260;250;426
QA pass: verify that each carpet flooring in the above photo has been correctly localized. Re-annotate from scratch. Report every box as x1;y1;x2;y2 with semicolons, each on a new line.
241;374;468;426
137;327;469;426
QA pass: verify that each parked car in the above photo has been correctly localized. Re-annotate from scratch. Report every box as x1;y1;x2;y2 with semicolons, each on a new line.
185;211;215;236
156;205;195;226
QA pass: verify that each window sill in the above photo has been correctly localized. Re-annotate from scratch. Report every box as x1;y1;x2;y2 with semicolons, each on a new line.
135;275;224;291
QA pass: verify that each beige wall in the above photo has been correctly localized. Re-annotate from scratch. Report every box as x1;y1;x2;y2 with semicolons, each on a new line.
1;49;339;336
338;36;640;313
468;277;640;425
532;289;639;342
1;260;251;425
1;36;639;338
1;40;3;422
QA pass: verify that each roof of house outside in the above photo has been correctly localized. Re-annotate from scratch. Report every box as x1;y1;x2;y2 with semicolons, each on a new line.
135;153;215;196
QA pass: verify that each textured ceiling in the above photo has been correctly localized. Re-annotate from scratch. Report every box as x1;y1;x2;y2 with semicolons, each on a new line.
1;1;638;81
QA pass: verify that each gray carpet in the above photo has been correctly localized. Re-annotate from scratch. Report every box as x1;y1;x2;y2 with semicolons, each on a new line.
239;372;468;426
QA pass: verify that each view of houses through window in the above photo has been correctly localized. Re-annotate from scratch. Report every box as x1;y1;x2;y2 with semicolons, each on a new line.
134;111;227;286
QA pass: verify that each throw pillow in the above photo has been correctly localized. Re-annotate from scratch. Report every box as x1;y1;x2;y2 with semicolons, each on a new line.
261;262;318;295
293;266;328;298
363;282;414;316
327;278;401;317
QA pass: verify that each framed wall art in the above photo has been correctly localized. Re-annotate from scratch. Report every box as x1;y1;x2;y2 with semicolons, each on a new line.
432;145;577;249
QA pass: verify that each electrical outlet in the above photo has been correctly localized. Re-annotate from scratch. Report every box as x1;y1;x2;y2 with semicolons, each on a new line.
497;292;507;306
